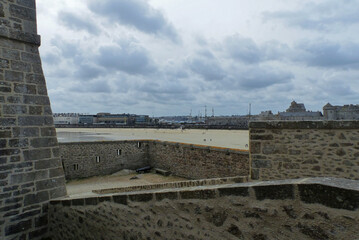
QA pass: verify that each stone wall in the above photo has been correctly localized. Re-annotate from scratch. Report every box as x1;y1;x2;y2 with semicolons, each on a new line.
59;140;250;180
148;141;249;179
0;1;67;239
60;141;149;180
48;178;359;240
250;121;359;181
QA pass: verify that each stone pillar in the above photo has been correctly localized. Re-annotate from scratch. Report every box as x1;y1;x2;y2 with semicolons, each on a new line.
0;1;67;239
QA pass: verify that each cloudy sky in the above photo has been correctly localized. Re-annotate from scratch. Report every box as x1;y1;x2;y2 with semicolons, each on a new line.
36;0;359;116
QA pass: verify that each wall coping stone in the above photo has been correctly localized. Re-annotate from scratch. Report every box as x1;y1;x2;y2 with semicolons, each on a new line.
50;177;359;211
59;139;249;153
92;176;248;194
249;120;359;129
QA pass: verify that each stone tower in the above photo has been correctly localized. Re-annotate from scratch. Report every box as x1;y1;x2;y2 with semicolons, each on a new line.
0;1;67;239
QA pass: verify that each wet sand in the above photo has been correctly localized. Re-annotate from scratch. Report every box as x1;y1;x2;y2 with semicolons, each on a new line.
56;128;249;149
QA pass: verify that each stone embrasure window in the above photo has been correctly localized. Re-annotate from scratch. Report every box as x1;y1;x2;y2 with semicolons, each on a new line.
96;156;101;163
138;142;141;148
73;164;79;170
117;149;122;155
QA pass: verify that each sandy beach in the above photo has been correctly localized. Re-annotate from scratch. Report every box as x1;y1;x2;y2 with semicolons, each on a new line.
56;128;249;149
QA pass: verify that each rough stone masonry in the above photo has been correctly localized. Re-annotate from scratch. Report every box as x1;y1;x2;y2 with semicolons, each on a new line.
0;0;67;239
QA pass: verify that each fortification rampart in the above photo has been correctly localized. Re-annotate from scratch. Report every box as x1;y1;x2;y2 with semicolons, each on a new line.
59;140;250;180
48;177;359;240
250;121;359;181
0;1;66;239
148;141;249;179
60;140;149;180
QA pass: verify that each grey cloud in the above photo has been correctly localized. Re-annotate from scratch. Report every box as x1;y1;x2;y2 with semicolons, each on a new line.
224;35;262;64
59;11;100;34
263;0;359;31
97;44;155;75
187;57;225;81
234;67;293;90
42;53;61;65
51;37;79;58
295;40;359;68
74;64;104;80
70;80;111;93
88;0;180;43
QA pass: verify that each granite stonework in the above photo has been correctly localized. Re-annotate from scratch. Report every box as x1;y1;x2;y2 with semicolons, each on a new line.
250;121;359;181
0;1;66;239
60;141;149;180
49;178;359;240
59;140;250;180
148;141;249;179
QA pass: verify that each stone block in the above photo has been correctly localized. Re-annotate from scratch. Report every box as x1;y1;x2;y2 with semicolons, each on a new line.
71;198;84;206
155;191;178;201
112;195;127;205
16;0;36;9
129;193;153;202
14;83;37;94
10;209;41;222
35;158;61;170
0;117;16;127
218;186;249;197
0;57;10;68
85;197;98;205
12;127;39;137
3;105;27;115
298;184;359;210
49;167;64;178
180;189;216;199
262;144;287;154
9;138;29;148
9;4;36;21
2;49;20;61
5;219;32;236
37;85;47;95
21;52;41;64
29;106;42;115
30;137;57;148
5;70;23;82
250;142;261;154
23;149;51;161
49;186;67;199
23;95;50;105
40;127;56;137
36;177;65;191
29;227;48;239
11;60;31;72
11;170;47;184
25;73;45;84
254;184;294;200
250;134;273;140
18;116;47;126
252;159;272;168
34;215;48;228
24;191;49;206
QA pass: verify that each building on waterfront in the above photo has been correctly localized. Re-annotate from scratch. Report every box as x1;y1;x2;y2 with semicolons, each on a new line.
53;113;79;124
79;114;97;124
278;101;323;120
323;103;359;120
254;101;323;121
96;113;151;125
